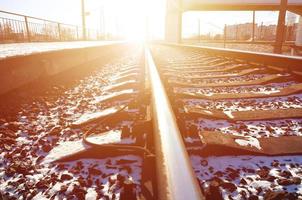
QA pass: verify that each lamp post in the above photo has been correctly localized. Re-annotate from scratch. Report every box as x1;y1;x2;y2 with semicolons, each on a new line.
81;0;87;40
198;18;201;44
252;11;255;42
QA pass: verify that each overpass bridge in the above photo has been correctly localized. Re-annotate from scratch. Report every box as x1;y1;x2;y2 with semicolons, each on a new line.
183;0;302;14
166;0;302;50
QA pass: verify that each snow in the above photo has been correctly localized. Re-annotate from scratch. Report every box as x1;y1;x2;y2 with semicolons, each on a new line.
0;41;118;59
251;89;280;95
85;188;98;200
25;174;44;182
72;106;121;126
48;182;64;197
103;80;136;91
191;155;302;199
185;136;201;143
170;73;268;85
193;118;302;138
32;192;48;200
235;136;262;150
185;93;302;112
85;130;122;145
42;140;89;164
91;89;135;104
175;82;295;96
249;180;271;189
153;45;302;199
0;51;145;199
60;155;142;197
223;111;234;119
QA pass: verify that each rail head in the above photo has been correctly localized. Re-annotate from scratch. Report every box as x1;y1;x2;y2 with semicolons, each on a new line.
145;48;204;200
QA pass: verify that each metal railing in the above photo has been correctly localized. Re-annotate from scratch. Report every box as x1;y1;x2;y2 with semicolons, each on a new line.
0;10;102;43
146;47;204;200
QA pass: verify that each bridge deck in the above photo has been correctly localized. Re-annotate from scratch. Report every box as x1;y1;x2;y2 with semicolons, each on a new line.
183;0;302;14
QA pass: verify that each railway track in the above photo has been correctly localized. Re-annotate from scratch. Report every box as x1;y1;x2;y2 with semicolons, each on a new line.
150;44;302;200
0;47;156;200
0;43;302;200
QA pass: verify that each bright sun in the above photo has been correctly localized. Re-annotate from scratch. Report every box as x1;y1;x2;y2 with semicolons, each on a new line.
109;0;147;41
120;0;148;41
86;0;165;41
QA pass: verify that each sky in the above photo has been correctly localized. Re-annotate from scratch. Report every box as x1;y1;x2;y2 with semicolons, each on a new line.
0;0;299;39
0;0;81;24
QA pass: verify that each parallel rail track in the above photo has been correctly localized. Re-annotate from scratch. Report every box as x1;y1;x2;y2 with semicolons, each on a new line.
1;44;302;199
150;44;302;200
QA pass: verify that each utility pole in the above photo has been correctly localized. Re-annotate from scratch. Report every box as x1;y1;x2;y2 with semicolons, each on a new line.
198;18;201;44
236;25;238;40
274;0;288;54
224;24;227;48
252;11;255;42
81;0;87;40
145;16;149;42
100;5;104;39
115;16;119;39
260;22;263;40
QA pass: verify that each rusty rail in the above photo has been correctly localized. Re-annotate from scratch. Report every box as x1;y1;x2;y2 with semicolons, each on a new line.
146;47;204;200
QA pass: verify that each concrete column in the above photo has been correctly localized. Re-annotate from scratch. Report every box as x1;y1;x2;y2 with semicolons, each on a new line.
165;0;182;43
295;16;302;46
274;0;287;54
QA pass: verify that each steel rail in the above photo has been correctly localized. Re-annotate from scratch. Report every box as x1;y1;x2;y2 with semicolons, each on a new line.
145;47;204;200
159;43;302;71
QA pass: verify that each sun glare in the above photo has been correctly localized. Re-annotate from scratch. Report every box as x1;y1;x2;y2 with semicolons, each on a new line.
110;0;147;41
85;0;165;41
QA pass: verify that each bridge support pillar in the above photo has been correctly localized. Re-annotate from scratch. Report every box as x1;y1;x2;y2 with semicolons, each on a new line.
165;0;182;43
295;16;302;46
274;0;287;54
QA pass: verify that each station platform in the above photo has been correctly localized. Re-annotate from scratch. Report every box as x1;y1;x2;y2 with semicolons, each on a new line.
0;41;118;59
0;41;133;95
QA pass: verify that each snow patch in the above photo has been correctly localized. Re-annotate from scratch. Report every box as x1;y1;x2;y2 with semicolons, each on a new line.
42;140;89;164
235;137;262;150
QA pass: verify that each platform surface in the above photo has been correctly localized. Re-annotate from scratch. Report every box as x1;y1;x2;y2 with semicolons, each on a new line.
0;41;118;59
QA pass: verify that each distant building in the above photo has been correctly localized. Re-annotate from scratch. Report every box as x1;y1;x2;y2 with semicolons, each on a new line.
225;22;298;41
287;12;297;26
225;23;256;40
296;17;302;46
258;24;276;41
186;20;298;42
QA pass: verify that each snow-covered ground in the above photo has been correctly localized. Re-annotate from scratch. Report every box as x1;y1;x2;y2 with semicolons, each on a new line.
187;118;302;138
184;94;302;112
0;50;147;199
175;82;296;96
191;155;302;200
